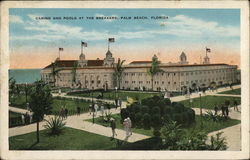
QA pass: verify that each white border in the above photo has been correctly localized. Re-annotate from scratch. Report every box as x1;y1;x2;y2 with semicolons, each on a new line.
0;1;249;160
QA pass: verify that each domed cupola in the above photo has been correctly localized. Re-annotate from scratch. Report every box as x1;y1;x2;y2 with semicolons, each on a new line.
179;51;188;64
103;50;115;66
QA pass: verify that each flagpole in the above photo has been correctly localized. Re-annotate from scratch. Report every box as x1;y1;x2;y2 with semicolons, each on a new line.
108;41;110;51
205;47;208;57
58;48;60;60
81;41;83;54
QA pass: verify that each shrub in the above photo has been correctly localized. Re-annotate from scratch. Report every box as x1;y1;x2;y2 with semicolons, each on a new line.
120;109;129;122
141;106;149;114
134;112;143;126
142;113;151;130
151;114;162;129
152;106;160;115
44;116;66;135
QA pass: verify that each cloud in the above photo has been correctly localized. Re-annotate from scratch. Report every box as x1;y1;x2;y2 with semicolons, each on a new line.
10;34;66;42
159;15;239;37
25;14;82;35
10;13;240;44
9;15;23;23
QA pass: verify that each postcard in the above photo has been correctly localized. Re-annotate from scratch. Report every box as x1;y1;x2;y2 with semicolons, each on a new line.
0;0;249;160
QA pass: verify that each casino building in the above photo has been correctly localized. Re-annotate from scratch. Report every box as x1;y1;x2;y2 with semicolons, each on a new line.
41;49;239;92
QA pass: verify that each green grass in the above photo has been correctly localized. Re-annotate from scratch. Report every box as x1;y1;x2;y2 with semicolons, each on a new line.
51;97;92;114
185;115;240;135
10;95;93;115
9;94;29;109
9;127;122;150
218;88;241;95
68;90;161;101
9;111;21;118
86;114;240;137
179;95;241;109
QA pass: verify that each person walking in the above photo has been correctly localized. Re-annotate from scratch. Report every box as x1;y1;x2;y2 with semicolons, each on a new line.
115;98;118;109
29;111;33;124
94;103;99;116
118;98;122;109
123;118;129;137
21;114;25;125
221;105;225;117
25;112;29;125
233;100;239;111
225;105;229;117
77;106;81;116
89;104;92;115
127;117;132;136
214;105;218;115
65;108;68;119
100;104;104;117
110;118;117;138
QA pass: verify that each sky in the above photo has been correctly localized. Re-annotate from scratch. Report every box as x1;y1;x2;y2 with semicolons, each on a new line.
9;8;240;69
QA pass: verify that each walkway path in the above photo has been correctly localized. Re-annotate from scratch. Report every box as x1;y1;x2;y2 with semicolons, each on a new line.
9;85;241;148
9;106;28;114
9;106;149;142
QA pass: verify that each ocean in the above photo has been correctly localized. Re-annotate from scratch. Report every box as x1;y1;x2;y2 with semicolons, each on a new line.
9;69;42;84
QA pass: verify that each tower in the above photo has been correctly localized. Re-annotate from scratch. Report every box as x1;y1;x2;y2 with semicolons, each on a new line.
103;50;115;66
78;52;87;67
179;52;188;64
203;55;210;64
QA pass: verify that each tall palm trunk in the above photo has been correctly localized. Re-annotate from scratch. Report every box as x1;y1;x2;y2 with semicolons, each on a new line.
151;76;154;91
36;119;40;143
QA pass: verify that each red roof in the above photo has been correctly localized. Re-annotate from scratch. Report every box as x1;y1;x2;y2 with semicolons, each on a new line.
43;59;104;69
87;60;104;66
130;61;152;64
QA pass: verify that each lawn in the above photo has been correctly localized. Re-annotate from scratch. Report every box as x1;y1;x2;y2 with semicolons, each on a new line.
86;114;241;137
218;88;241;95
9;127;122;150
68;90;161;101
179;95;241;109
51;97;92;115
10;95;93;115
9;111;22;118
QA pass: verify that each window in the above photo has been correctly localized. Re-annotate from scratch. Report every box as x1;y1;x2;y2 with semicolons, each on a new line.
186;72;189;76
162;81;164;84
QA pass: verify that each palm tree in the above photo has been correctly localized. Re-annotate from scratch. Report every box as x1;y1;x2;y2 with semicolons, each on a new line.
72;61;78;87
114;58;125;89
50;62;61;87
147;55;162;91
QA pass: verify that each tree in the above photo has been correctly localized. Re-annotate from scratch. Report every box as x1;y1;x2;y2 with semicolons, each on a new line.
114;58;125;89
147;55;162;91
29;80;53;143
72;61;78;87
9;77;16;103
50;62;61;87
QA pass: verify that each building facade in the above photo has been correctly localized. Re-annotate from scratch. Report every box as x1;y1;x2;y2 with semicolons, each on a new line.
41;50;239;92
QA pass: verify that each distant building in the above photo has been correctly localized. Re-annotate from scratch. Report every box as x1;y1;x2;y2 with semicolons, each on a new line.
41;49;239;92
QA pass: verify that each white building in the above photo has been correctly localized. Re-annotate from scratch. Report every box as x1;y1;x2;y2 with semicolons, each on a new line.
41;50;239;92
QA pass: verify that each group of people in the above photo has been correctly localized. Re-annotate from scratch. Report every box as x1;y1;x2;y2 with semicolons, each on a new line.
214;100;239;117
60;107;69;119
21;111;33;125
110;117;133;138
123;117;132;137
88;103;108;117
